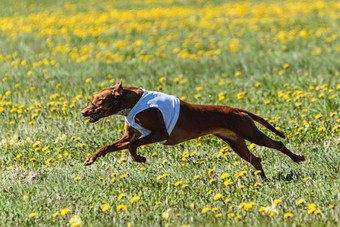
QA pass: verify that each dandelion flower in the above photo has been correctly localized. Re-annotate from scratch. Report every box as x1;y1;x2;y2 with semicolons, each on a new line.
130;196;140;204
102;204;111;212
116;204;127;211
211;207;219;212
254;170;262;176
208;169;216;174
284;212;294;218
202;207;210;213
118;193;126;200
224;180;233;186
221;173;230;179
174;181;182;187
314;209;321;215
273;199;282;206
29;213;37;218
61;208;70;215
315;114;323;119
254;182;262;187
74;177;80;181
181;184;189;189
214;194;222;201
318;126;326;132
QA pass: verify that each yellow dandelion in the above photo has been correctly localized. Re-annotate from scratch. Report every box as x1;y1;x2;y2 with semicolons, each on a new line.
318;126;326;132
61;208;70;215
214;194;222;201
208;169;216;174
221;173;230;179
235;71;241;76
215;213;222;218
118;193;126;200
16;154;23;158
102;204;111;212
181;184;189;189
254;170;262;176
116;204;127;211
29;213;37;218
130;196;140;204
224;180;233;186
315;114;323;119
254;182;262;187
273;199;282;206
202;207;210;213
284;212;294;218
174;181;182;187
314;209;321;215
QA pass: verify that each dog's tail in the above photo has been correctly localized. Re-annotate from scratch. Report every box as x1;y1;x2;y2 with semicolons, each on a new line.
238;109;285;139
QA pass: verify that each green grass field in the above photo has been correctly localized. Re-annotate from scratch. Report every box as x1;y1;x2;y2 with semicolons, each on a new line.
0;0;339;226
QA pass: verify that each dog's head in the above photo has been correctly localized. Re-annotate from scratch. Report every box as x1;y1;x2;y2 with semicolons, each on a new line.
81;81;124;122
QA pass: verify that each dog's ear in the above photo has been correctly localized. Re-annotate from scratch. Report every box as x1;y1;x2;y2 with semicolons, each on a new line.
112;80;124;97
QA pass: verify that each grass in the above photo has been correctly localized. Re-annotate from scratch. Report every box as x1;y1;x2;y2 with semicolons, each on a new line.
0;0;339;226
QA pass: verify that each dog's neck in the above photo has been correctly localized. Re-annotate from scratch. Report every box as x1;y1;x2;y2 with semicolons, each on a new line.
115;87;144;116
117;108;131;116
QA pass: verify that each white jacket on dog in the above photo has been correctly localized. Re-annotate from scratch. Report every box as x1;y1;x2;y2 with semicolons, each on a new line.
125;89;180;137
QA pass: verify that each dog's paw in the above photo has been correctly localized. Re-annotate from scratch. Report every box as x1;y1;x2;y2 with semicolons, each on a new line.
296;154;305;164
84;157;96;166
133;156;146;163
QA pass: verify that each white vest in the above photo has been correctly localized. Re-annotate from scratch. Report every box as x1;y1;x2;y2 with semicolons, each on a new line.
125;89;180;137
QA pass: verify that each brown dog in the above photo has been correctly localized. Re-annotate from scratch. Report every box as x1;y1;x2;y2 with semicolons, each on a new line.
81;81;305;179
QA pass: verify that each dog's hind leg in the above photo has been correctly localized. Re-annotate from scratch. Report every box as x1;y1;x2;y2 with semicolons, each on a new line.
216;135;267;179
234;115;305;164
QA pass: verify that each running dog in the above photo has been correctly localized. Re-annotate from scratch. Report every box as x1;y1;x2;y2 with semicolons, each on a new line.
81;81;305;179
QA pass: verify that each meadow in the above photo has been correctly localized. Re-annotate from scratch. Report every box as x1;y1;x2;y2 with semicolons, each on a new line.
0;0;339;226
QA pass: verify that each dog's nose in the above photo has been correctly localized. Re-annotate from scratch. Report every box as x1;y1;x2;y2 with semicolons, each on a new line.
81;109;87;116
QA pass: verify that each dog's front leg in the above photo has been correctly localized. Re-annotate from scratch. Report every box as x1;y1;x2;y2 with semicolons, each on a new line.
128;131;168;162
84;122;141;166
84;136;130;166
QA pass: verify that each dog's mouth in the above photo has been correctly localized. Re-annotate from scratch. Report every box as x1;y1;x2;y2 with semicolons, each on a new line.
88;110;104;122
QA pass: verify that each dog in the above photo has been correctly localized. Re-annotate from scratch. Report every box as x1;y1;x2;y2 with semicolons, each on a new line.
81;81;305;179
